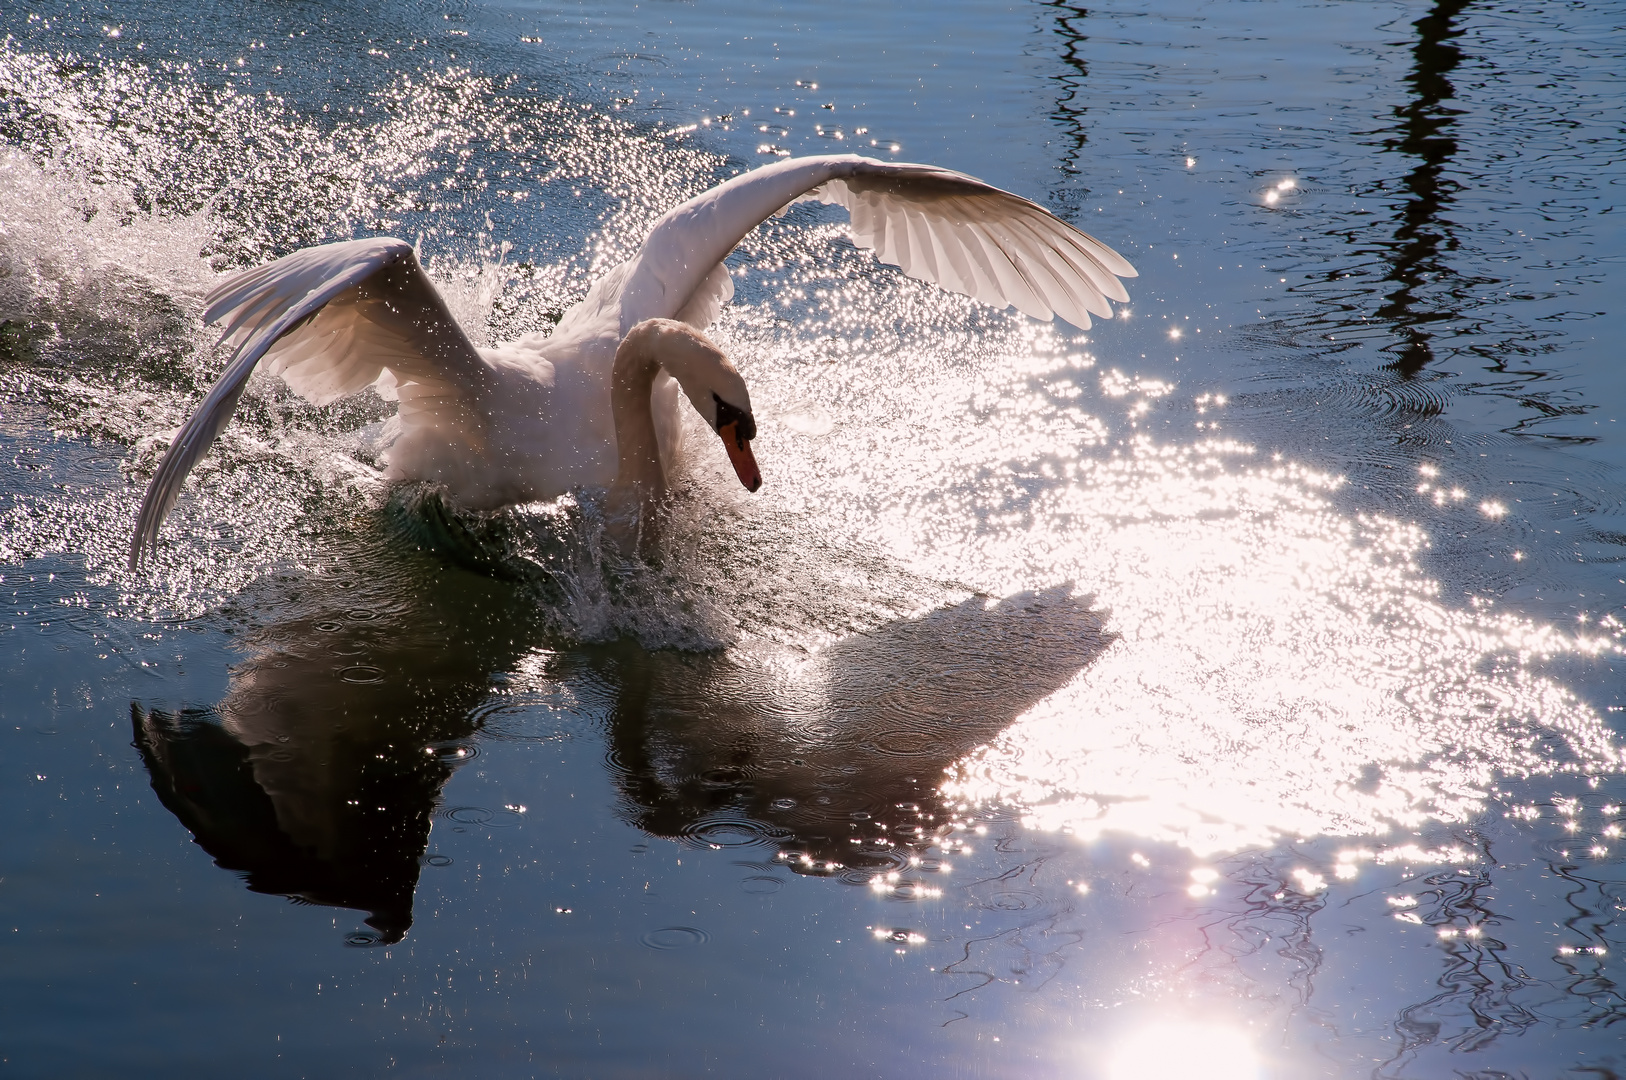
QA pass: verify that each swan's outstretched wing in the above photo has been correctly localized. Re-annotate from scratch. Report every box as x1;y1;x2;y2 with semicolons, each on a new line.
808;162;1136;328
130;238;491;569
617;154;1136;334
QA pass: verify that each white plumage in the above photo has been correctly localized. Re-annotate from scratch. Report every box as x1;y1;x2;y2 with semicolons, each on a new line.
130;154;1135;568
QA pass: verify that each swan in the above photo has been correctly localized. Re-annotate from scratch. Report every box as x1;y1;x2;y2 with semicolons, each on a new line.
129;154;1136;569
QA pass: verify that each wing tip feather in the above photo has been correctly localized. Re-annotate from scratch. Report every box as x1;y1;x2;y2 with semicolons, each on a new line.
134;238;422;571
825;160;1136;328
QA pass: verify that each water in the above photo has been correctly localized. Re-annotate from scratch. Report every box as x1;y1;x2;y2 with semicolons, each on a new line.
3;1;1625;1076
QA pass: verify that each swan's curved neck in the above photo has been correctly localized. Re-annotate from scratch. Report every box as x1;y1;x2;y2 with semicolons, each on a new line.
607;319;756;543
609;328;669;510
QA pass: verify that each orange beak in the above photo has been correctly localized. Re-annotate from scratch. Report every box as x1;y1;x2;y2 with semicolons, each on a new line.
717;421;762;492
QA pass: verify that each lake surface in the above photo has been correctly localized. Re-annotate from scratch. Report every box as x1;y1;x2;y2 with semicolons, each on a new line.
3;1;1625;1076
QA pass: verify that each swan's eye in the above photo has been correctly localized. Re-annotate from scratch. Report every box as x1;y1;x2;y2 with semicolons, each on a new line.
712;394;756;445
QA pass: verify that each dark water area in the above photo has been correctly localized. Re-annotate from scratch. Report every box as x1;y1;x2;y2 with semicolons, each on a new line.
3;1;1626;1077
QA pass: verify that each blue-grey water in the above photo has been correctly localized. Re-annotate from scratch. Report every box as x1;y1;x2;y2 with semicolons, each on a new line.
3;1;1625;1077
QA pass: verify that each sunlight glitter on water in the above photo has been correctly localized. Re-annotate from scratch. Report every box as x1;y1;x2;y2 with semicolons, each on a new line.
927;434;1624;854
708;226;1626;856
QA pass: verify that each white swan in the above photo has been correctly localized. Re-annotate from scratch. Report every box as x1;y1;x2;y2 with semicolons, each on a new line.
130;154;1136;569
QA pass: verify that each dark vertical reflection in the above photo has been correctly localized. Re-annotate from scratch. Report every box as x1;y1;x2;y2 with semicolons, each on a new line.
1378;837;1530;1072
1371;824;1626;1072
1043;2;1092;176
1550;858;1626;1026
1375;0;1477;377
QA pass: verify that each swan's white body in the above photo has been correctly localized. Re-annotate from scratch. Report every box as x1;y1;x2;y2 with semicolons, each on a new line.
131;154;1136;567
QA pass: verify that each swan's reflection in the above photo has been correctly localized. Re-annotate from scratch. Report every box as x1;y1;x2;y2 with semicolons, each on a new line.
594;587;1112;876
134;543;1108;938
134;561;540;944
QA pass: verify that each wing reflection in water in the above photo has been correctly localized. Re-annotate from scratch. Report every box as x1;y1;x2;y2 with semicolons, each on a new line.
133;562;540;945
596;587;1112;879
132;534;1108;934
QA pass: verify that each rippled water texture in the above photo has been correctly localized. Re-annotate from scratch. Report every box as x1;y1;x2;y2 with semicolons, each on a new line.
3;1;1625;1077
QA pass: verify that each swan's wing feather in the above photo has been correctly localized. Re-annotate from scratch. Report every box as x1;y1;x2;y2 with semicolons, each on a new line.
809;161;1135;328
673;261;734;330
617;155;1134;334
130;284;357;571
131;238;489;569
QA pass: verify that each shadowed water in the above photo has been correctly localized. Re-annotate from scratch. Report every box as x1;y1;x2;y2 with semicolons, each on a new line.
2;0;1625;1076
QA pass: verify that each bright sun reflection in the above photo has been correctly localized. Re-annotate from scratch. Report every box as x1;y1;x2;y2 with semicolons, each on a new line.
1105;1022;1260;1080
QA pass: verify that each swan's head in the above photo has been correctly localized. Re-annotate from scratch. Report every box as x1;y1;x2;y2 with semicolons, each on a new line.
706;389;762;493
619;319;762;492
